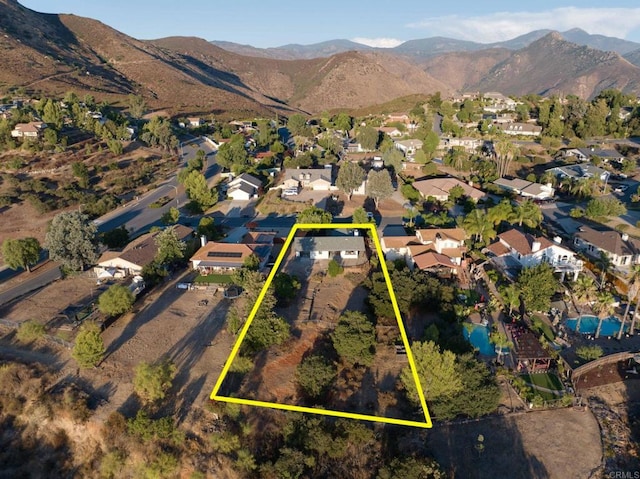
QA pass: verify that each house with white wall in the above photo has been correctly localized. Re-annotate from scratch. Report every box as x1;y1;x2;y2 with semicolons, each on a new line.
486;229;583;281
573;225;640;268
293;236;365;260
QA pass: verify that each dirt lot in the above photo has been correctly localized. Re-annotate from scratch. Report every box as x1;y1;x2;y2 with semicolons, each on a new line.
427;408;602;478
0;270;237;423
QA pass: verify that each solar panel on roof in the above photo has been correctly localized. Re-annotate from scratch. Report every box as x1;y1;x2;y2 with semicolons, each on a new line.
207;251;243;258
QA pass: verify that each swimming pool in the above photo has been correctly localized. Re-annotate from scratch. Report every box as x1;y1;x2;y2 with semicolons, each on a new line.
566;315;628;336
463;324;497;356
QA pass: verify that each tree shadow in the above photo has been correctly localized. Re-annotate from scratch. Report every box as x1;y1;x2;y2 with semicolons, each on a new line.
426;415;549;478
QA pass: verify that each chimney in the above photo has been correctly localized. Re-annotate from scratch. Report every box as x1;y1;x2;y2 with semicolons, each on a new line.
532;240;541;253
622;233;630;241
553;236;562;244
468;180;474;187
200;235;207;248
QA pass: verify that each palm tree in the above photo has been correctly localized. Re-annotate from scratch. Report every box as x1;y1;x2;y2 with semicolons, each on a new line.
619;265;640;339
500;283;521;316
508;200;543;228
540;171;557;187
593;290;615;339
595;251;613;290
490;331;514;364
572;275;597;333
493;137;519;178
461;209;496;245
487;199;514;226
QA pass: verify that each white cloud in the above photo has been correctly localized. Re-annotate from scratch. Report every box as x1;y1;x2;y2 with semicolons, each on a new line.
406;7;640;43
351;37;405;48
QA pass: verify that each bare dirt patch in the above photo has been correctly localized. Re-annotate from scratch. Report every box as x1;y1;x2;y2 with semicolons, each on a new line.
427;408;602;479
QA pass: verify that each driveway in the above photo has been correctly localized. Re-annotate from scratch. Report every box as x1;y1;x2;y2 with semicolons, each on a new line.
220;199;257;218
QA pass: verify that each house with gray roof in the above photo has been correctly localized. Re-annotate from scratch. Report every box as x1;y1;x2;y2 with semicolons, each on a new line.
561;147;625;164
573;225;640;268
494;177;555;200
293;236;366;260
280;167;334;191
545;163;610;182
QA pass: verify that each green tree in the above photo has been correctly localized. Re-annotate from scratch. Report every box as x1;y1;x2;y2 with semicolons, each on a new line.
422;131;440;159
401;341;462;404
593;290;615;339
366;169;394;209
493;138;519;177
107;139;123;156
508;199;542;228
273;273;300;306
331;311;376;367
71;161;90;189
183;169;217;210
2;237;40;272
336;161;365;201
489;331;513;363
45;211;98;271
382;148;404;173
287;113;309;137
333;112;353;132
161;206;180;225
297;205;332;224
461;209;496;245
352;206;370;224
500;283;521;316
575;345;604;361
357;126;379;151
517;263;557;312
100;226;130;249
127;94;147;119
572;274;597;333
141;116;178;151
154;226;187;266
133;359;176;403
197;216;218;240
216;135;250;173
295;355;337;398
487;199;513;226
16;320;46;343
42;99;63;130
72;321;105;368
378;456;445;479
98;284;135;317
448;184;465;203
328;259;344;277
620;265;640;339
585;197;627;219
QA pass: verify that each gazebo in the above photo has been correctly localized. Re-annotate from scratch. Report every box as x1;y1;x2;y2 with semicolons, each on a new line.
506;323;552;372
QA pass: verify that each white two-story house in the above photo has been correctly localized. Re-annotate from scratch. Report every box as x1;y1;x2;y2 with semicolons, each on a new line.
573;225;640;269
486;229;583;281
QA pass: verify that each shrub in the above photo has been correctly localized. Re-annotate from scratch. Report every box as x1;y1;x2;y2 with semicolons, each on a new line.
133;359;176;404
72;321;105;368
576;345;604;361
15;320;45;342
328;259;344;277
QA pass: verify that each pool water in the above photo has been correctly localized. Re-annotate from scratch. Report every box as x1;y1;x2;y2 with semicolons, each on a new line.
463;324;497;356
566;315;628;336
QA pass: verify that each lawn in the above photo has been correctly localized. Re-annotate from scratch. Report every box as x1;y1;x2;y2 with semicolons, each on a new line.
522;373;563;391
194;274;232;284
531;314;555;341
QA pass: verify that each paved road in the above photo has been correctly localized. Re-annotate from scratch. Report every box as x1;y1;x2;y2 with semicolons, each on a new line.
0;262;62;307
96;137;219;236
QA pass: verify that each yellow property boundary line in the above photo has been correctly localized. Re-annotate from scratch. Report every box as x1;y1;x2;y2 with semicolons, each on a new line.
210;222;433;428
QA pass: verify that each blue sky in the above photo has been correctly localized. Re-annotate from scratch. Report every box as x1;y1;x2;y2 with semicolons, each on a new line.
19;1;640;47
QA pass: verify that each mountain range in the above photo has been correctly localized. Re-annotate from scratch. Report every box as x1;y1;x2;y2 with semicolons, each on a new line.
2;0;640;117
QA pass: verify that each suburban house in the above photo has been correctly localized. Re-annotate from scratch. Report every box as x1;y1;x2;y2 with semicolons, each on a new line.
560;147;625;164
485;229;583;281
346;140;367;153
188;117;203;127
280;167;334;191
11;121;47;138
293;236;366;260
378;126;403;138
227;173;262;201
415;228;467;265
545;163;610;182
483;92;518;112
386;113;411;125
95;225;194;278
573;225;640;268
495;123;542;137
494;178;555;200
412;177;487;202
395;139;423;157
190;241;271;274
380;235;416;263
439;136;483;153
